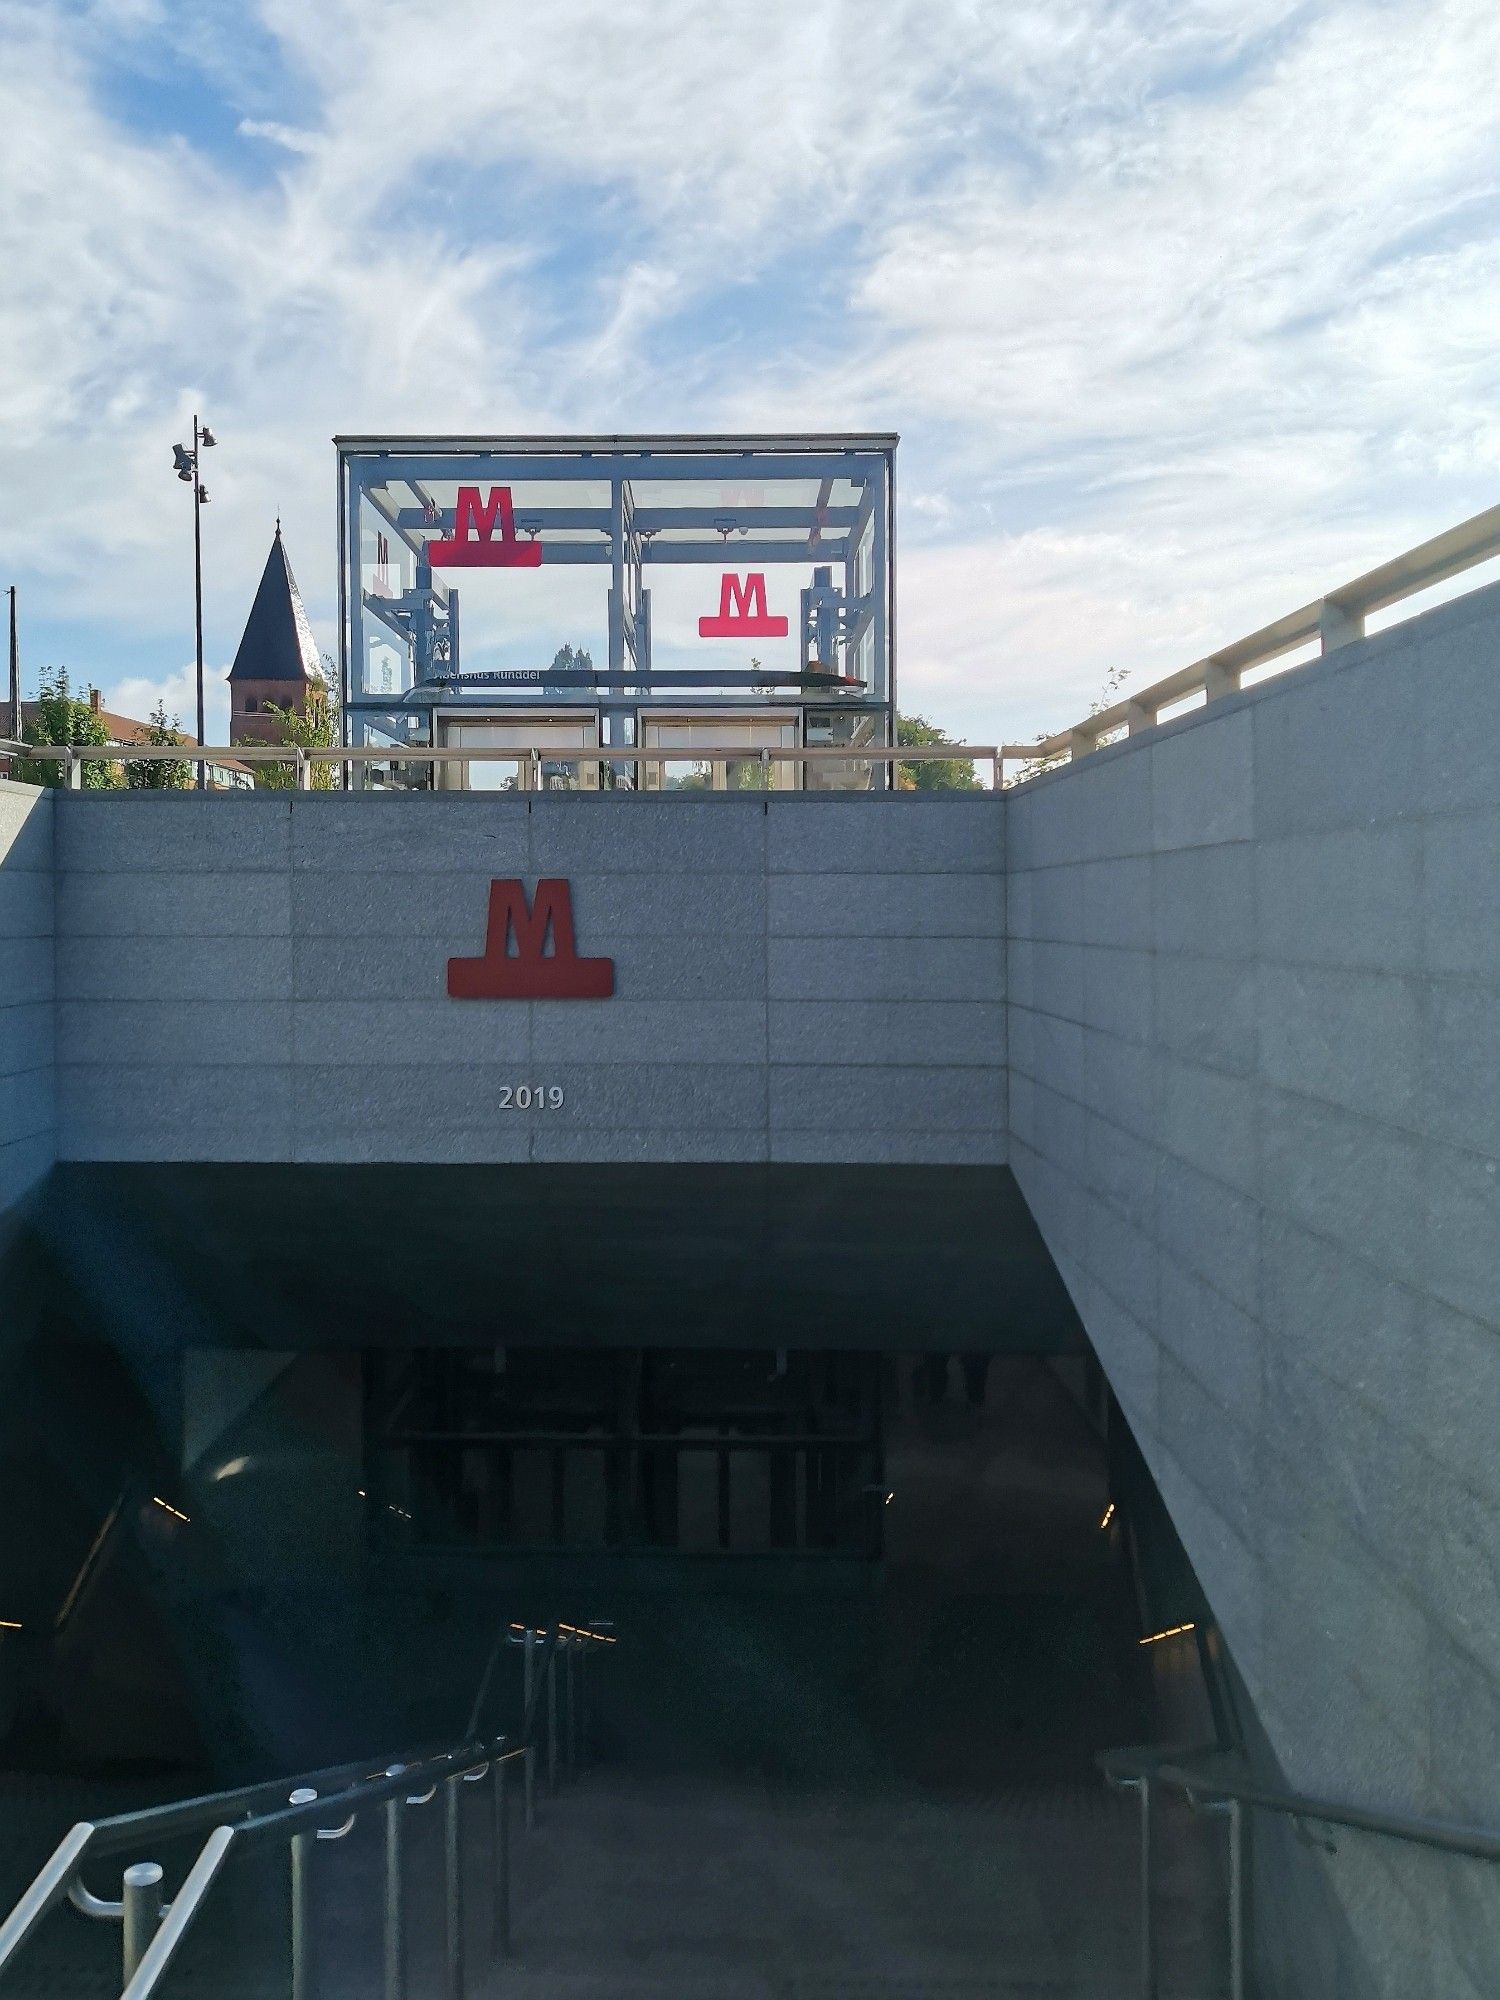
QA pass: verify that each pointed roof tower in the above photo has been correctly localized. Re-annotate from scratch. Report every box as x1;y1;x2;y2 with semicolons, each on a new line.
228;526;321;688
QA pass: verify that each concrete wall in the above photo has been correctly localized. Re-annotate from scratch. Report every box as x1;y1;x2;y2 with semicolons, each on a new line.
1006;581;1500;1997
51;791;1005;1166
0;782;55;1218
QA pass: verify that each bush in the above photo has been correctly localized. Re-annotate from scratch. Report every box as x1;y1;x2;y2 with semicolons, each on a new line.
124;702;192;789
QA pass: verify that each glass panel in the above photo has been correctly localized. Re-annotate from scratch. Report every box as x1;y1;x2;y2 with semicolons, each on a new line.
638;711;798;790
438;712;599;791
804;708;886;792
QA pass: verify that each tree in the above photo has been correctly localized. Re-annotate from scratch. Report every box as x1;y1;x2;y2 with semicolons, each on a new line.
895;713;980;791
545;643;594;682
124;701;191;789
241;660;341;790
1005;664;1133;788
16;668;120;788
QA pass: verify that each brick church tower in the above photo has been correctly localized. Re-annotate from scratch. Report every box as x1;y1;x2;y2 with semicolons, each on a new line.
228;526;321;744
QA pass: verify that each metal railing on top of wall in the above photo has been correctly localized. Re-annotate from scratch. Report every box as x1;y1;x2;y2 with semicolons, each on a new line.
3;500;1495;796
0;741;1005;791
0;1619;613;2000
1030;499;1500;767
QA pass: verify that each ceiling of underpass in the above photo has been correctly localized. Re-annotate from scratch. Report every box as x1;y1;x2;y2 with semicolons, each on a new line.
16;1164;1083;1357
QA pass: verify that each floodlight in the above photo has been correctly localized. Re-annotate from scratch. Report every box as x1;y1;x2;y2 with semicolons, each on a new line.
199;427;218;448
197;484;209;504
172;444;193;474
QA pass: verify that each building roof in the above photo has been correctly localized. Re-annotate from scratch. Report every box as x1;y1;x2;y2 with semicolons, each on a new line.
228;527;321;686
19;698;254;781
21;697;170;746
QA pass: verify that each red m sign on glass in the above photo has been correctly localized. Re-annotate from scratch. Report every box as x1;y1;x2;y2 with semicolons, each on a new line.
427;486;543;568
698;571;789;638
448;880;614;999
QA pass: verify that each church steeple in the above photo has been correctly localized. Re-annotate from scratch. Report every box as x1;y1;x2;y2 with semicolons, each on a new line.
228;528;321;744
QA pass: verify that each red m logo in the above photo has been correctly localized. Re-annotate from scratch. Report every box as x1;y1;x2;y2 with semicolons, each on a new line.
448;880;614;999
428;486;543;569
698;571;789;638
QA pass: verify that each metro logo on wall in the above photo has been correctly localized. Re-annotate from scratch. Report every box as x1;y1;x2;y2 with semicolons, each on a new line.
448;880;614;999
427;486;543;568
699;572;789;638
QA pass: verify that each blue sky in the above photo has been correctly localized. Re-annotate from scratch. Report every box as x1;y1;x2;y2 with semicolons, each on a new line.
3;0;1500;747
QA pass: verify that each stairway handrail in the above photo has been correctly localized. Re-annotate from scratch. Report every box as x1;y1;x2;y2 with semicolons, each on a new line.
0;1615;610;1994
1100;1742;1500;2000
0;1738;489;1979
1099;1743;1500;1863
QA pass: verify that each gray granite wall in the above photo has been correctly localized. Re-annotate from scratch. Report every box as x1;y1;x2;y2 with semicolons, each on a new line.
1006;580;1500;1996
0;782;55;1218
25;576;1500;1985
51;791;1006;1166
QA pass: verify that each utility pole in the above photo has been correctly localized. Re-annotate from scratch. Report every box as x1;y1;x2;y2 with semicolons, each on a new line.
171;415;217;788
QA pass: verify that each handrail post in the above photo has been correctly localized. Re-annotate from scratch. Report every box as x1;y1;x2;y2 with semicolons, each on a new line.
443;1774;465;2000
565;1637;578;1779
577;1641;589;1768
524;1744;536;1831
289;1788;317;2000
383;1771;406;2000
1203;659;1240;702
491;1756;511;1957
523;1626;536;1715
1139;1775;1157;2000
1227;1798;1246;2000
121;1862;163;1984
547;1646;559;1792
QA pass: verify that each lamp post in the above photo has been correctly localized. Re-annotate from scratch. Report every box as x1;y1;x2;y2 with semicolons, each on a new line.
171;416;217;789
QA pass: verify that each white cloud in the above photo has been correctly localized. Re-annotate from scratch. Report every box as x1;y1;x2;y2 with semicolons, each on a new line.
108;663;232;742
2;0;1499;748
236;119;320;155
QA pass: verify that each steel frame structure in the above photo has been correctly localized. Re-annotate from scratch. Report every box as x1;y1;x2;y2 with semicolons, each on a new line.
335;435;897;787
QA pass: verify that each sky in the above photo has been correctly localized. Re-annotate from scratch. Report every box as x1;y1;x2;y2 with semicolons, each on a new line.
3;0;1500;749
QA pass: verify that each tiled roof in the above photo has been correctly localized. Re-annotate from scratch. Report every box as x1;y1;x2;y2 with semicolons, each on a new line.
21;700;163;745
19;702;253;776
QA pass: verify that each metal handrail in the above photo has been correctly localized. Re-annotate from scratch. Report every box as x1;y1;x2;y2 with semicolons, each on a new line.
0;1740;482;1978
1103;1746;1500;1862
6;506;1496;796
0;739;1005;789
1027;499;1500;764
1099;1743;1500;2000
0;1618;607;1999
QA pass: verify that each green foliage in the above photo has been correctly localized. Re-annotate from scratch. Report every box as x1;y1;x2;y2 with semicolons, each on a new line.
16;667;120;787
1005;664;1133;788
895;712;979;791
124;701;192;789
240;666;341;790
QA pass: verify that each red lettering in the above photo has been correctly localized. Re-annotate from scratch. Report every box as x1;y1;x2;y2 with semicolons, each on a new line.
698;572;789;638
427;486;543;569
447;880;613;999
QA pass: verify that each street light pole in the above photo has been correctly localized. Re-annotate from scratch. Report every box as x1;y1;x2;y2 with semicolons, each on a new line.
171;415;216;790
192;415;206;787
